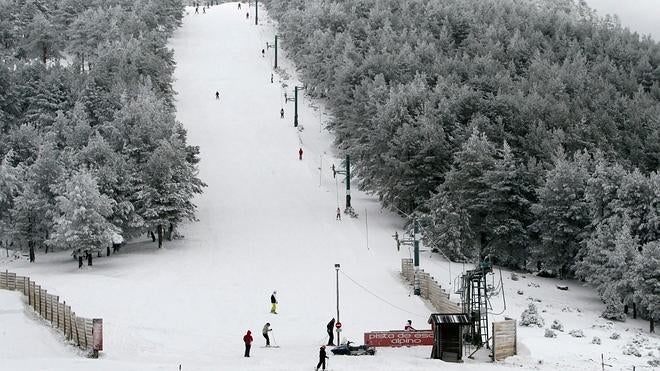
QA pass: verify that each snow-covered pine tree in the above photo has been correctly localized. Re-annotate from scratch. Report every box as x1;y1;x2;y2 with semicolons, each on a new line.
585;155;626;227
613;169;655;245
482;141;533;267
10;183;49;262
47;170;117;263
633;240;660;333
422;192;474;262
645;172;660;243
138;134;204;248
577;215;640;321
530;149;591;277
0;151;22;255
23;12;62;64
439;127;495;258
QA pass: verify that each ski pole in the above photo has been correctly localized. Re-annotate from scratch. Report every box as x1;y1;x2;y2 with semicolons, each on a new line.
271;332;277;346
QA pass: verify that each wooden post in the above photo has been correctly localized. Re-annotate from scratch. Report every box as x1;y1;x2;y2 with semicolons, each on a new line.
27;278;31;306
491;322;496;361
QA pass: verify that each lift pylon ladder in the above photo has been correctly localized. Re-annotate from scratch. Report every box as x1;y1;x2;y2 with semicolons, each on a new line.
460;259;492;349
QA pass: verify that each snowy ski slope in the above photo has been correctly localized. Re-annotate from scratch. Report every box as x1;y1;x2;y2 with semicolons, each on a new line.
1;3;658;371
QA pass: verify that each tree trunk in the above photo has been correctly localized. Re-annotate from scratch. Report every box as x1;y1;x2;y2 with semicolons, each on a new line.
157;224;163;248
651;318;655;334
87;252;92;266
29;243;35;263
42;46;47;64
167;223;174;241
78;255;83;269
624;305;628;314
107;246;111;256
150;231;156;242
633;303;637;319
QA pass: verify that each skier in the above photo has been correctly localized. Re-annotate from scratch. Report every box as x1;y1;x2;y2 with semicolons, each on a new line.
243;330;253;357
195;6;199;14
202;6;205;13
284;91;287;101
336;207;341;221
405;320;415;331
271;73;274;83
298;148;303;160
326;318;335;345
315;345;329;371
270;291;278;314
280;108;284;119
246;12;249;19
262;322;272;346
215;91;219;100
238;3;241;10
261;49;265;58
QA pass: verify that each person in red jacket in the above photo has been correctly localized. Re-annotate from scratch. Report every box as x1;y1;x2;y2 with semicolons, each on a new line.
243;330;253;357
298;148;303;160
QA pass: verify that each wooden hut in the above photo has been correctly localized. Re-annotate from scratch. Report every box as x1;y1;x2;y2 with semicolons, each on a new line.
428;313;471;362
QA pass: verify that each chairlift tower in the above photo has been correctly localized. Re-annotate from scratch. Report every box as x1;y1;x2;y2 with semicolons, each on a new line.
460;257;493;349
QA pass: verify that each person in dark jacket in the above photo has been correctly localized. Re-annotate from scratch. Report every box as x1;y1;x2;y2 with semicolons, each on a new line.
243;330;253;357
405;319;415;331
270;291;278;314
316;345;328;370
326;318;335;345
298;148;303;160
280;108;284;118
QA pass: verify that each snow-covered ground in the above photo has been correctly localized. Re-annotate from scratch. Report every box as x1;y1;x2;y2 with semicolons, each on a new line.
1;3;658;371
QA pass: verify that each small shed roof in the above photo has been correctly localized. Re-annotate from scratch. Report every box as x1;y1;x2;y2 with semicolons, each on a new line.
428;313;471;325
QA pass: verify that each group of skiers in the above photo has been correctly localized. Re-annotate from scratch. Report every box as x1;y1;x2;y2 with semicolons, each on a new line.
193;1;219;14
240;291;336;370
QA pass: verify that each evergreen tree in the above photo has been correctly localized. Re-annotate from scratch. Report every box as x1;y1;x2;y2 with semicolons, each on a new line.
47;170;117;259
633;241;660;332
482;141;533;267
422;192;474;262
585;155;626;226
0;151;21;247
24;12;62;64
530;150;591;277
440;128;495;257
613;169;655;244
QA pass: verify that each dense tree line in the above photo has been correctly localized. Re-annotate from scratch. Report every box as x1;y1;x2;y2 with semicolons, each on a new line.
0;0;205;265
262;0;659;325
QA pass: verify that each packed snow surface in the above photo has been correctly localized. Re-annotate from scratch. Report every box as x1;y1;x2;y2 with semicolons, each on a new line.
1;3;658;371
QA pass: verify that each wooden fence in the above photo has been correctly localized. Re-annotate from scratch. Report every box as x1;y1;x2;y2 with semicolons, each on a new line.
492;319;517;361
0;270;102;355
401;259;462;313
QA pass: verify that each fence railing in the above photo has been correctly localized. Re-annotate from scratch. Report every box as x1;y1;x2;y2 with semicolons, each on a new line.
0;270;103;356
401;258;462;313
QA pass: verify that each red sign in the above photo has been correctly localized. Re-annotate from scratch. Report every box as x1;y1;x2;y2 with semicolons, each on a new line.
364;330;434;347
335;321;342;329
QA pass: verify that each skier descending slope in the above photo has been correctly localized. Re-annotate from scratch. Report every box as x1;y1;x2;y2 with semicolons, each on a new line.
262;322;272;346
270;291;278;314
